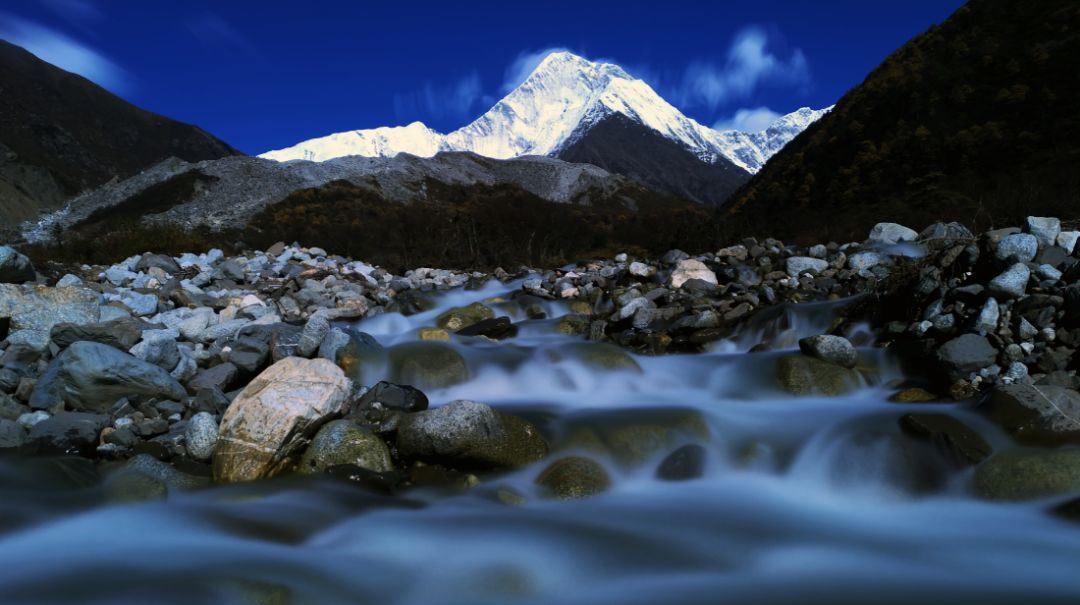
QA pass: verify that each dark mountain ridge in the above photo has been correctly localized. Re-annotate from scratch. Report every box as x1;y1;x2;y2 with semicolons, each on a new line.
0;40;239;228
727;0;1080;243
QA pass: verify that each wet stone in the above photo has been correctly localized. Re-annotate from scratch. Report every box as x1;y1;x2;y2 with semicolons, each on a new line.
898;413;992;466
535;456;611;500
656;444;708;481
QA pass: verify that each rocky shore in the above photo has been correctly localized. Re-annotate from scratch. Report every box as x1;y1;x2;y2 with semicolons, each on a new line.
1;217;1079;510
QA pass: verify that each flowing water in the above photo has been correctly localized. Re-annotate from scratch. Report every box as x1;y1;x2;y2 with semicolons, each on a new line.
1;279;1078;605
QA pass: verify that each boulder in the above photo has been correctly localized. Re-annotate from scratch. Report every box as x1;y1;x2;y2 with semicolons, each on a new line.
50;318;148;351
134;253;181;274
776;355;860;396
995;233;1038;264
936;334;998;379
0;246;35;284
186;362;239;393
388;342;469;390
0;418;26;449
297;419;393;474
868;222;918;245
27;412;108;457
436;302;495;332
30;341;187;413
213;357;351;482
974;449;1080;501
670;259;718;289
785;257;829;277
556;407;710;467
535;456;610;499
898;413;992;466
1026;216;1061;249
981;384;1080;446
987;263;1030;300
396;399;547;469
129;328;180;371
798;335;857;368
0;284;101;349
355;381;429;413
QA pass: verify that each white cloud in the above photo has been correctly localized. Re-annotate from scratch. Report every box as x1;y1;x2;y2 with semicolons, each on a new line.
0;11;131;93
714;106;782;132
499;46;572;94
394;72;483;122
673;26;809;111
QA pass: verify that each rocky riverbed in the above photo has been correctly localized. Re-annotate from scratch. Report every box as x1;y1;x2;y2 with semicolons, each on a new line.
1;218;1080;604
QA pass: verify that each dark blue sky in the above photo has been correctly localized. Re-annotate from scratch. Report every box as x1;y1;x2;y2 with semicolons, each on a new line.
1;1;964;154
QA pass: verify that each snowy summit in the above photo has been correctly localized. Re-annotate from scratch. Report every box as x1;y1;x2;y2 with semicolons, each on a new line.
259;51;829;173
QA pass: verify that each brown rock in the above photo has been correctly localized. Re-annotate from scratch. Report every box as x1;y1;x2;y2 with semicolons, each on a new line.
212;357;351;482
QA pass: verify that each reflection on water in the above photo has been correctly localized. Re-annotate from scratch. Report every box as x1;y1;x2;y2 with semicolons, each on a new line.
0;279;1077;605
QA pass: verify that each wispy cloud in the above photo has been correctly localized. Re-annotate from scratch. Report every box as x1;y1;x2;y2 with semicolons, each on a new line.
671;26;810;111
187;13;256;56
0;11;131;93
500;46;572;94
714;106;782;132
393;72;483;123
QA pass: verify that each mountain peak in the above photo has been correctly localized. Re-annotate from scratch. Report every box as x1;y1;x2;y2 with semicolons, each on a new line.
530;51;634;85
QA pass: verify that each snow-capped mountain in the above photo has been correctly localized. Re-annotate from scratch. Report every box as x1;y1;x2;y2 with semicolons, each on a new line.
259;51;828;175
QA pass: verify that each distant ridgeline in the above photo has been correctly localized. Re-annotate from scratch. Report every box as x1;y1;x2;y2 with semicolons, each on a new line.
727;0;1080;243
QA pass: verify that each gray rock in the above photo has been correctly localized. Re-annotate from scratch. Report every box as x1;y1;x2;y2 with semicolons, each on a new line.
356;381;429;413
785;257;829;277
436;302;495;332
898;413;992;466
30;341;187;413
0;418;26;449
1056;231;1080;254
50;318;147;350
847;251;886;274
121;454;210;491
974;297;1000;334
868;222;918;245
0;285;101;349
219;259;246;282
981;384;1080;446
396;399;548;469
974;449;1080;501
297;419;393;474
1026;216;1061;248
184;411;218;461
0;246;35;284
187;362;238;393
669;259;717;289
987;263;1030;299
134;254;181;274
227;335;270;375
995;233;1038;264
27;412;108;456
296;311;331;357
919;222;974;242
798;335;857;368
120;291;158;317
129;328;181;371
937;334;998;378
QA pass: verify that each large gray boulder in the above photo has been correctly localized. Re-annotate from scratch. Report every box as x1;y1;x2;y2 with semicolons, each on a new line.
0;285;101;349
868;222;918;245
974;449;1080;501
936;334;998;379
0;246;35;284
981;384;1080;446
213;357;351;482
1026;216;1061;249
30;341;187;413
669;259;718;289
297;419;393;474
994;233;1038;264
396;399;548;469
987;263;1031;299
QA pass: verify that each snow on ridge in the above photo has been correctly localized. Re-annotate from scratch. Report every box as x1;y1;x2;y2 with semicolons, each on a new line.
257;51;830;173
